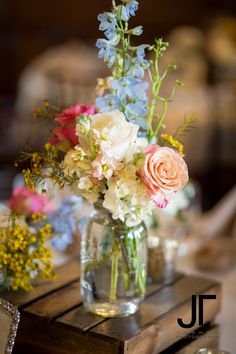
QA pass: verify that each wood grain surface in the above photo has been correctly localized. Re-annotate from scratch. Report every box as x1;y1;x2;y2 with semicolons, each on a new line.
3;258;221;354
0;257;80;308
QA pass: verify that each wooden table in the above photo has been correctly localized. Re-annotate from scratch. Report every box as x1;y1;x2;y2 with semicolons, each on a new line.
0;258;221;354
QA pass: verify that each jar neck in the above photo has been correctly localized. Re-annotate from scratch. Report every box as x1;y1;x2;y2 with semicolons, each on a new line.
93;200;118;225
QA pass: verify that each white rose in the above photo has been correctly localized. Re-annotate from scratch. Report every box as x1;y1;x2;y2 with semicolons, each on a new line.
92;110;139;161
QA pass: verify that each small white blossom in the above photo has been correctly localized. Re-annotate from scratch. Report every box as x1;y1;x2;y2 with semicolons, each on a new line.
103;168;155;226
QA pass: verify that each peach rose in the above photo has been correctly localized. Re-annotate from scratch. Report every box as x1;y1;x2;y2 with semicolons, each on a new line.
140;144;188;208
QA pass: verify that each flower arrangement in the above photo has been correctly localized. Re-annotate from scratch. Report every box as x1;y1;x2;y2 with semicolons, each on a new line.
16;0;194;313
0;216;53;291
0;186;83;291
20;108;188;226
18;1;192;222
0;187;54;291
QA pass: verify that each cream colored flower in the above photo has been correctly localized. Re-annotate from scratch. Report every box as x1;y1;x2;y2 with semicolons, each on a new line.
125;137;148;164
92;110;139;161
92;152;123;181
63;148;92;178
78;176;93;190
103;168;155;226
77;177;99;203
63;150;77;176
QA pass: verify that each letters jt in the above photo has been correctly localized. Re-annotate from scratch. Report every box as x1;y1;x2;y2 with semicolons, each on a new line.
177;295;216;329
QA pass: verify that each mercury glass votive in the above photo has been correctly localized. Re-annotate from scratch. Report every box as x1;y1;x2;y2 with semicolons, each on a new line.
195;348;231;354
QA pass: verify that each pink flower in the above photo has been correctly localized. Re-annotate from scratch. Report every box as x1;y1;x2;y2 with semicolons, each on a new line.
49;103;94;148
92;153;123;180
140;145;189;208
9;186;53;216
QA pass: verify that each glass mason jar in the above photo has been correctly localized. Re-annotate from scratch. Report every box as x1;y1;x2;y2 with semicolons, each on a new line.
81;203;147;317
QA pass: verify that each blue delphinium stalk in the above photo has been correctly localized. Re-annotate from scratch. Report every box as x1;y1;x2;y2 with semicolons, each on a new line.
96;0;150;133
96;0;183;142
96;39;117;68
46;196;83;251
121;0;138;21
96;94;122;112
97;13;117;40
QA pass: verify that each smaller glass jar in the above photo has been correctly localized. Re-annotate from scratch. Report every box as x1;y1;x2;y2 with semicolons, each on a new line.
195;349;231;354
147;235;179;284
80;203;147;317
0;269;3;287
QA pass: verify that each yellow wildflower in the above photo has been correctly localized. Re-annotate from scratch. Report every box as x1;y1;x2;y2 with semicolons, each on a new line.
161;134;185;157
31;153;42;174
22;169;35;189
31;212;46;223
0;217;55;292
44;143;58;157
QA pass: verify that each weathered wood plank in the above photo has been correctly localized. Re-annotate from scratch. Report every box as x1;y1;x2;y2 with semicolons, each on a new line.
55;281;167;333
90;276;220;341
13;275;221;354
14;316;120;354
160;324;219;354
122;283;221;354
56;305;105;333
55;274;183;333
146;273;183;297
0;257;80;308
23;280;81;321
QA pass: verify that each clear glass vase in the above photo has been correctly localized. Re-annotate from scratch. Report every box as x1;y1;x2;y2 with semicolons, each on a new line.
81;203;147;317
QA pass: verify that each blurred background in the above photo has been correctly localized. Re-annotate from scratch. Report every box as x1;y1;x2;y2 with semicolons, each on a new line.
0;0;236;210
1;2;236;350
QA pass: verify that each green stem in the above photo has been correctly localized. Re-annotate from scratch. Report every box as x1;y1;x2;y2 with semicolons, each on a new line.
147;97;156;140
121;234;132;291
154;99;168;141
109;239;119;302
121;252;129;291
132;236;146;296
136;257;146;296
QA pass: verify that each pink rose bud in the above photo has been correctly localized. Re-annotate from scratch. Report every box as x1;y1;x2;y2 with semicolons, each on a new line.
9;186;53;216
49;103;94;148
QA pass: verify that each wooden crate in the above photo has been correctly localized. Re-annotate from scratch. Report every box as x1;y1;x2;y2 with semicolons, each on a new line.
160;324;220;353
0;258;221;354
